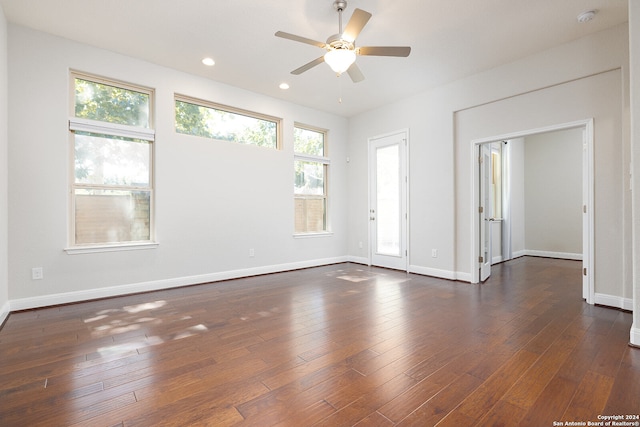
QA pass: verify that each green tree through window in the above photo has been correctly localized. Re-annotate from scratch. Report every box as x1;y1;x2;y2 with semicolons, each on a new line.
294;125;329;233
75;78;150;127
70;73;154;246
174;98;279;149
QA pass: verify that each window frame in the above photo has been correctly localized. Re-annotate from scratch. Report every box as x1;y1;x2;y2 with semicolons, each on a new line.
67;71;156;252
174;94;282;150
294;123;330;236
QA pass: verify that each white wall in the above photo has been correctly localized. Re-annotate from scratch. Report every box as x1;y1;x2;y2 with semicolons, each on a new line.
524;129;583;256
7;25;349;307
0;5;8;323
348;24;630;302
504;130;582;260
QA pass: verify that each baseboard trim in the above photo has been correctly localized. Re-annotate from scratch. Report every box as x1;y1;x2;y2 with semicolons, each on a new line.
0;300;9;327
630;324;640;347
346;256;370;266
454;272;473;282
7;258;629;314
9;256;350;312
409;265;457;281
594;293;633;311
512;250;527;259
522;250;582;260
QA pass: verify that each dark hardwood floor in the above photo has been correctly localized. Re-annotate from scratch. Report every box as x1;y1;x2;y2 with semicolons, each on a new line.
1;257;638;426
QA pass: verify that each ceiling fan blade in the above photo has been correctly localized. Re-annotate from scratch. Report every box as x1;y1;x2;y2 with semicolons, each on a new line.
342;8;372;43
357;46;411;57
275;31;327;49
291;56;325;75
347;63;365;83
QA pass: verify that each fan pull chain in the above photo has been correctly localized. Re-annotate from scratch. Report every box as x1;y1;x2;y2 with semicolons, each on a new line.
338;74;343;104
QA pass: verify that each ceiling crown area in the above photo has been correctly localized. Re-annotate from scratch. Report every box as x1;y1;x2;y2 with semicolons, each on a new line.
0;0;629;117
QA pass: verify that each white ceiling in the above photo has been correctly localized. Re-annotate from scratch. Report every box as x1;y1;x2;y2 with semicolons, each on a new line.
0;0;629;117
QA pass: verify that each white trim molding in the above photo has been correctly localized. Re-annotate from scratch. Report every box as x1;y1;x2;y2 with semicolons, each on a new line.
522;250;582;261
409;265;457;281
65;242;159;255
594;293;634;311
69;117;155;141
631;324;640;347
9;257;350;312
0;301;9;326
455;272;473;283
346;256;370;266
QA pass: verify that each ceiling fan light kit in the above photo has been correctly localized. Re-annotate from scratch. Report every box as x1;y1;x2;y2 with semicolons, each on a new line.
324;48;356;74
275;0;411;83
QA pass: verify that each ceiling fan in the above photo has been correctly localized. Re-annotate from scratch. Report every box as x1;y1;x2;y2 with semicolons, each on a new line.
275;0;411;83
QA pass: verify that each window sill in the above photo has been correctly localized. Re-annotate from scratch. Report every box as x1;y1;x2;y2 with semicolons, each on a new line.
293;232;334;239
64;242;159;255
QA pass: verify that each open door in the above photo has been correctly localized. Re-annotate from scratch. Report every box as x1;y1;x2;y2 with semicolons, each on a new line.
479;144;492;281
582;127;594;303
369;131;408;271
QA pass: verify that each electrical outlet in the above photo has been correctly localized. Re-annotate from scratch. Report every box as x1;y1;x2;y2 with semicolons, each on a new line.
32;267;43;280
431;249;438;258
249;248;255;257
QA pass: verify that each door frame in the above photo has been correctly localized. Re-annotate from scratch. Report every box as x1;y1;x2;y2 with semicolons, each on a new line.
368;129;410;271
469;119;594;304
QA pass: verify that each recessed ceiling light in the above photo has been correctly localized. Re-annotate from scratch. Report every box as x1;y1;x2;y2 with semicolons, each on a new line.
279;83;290;90
577;10;597;23
201;57;215;66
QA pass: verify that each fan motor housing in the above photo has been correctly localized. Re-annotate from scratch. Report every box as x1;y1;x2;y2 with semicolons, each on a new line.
333;0;347;12
326;34;354;50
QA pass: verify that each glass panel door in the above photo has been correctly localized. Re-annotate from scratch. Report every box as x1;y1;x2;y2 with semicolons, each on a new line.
376;144;401;256
369;131;408;270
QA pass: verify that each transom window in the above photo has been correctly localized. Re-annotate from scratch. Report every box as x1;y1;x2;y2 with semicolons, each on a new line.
174;95;281;149
69;72;155;247
294;125;329;234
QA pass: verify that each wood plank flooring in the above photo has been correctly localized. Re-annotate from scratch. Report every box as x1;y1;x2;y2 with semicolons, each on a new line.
1;257;638;426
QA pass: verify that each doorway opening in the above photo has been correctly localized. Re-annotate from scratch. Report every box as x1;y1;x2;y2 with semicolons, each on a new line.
471;119;594;304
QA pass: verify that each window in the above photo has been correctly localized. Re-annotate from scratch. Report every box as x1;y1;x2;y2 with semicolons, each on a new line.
294;125;329;233
174;95;280;149
69;72;155;247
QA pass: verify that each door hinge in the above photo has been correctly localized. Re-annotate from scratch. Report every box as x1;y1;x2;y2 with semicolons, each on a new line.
479;256;484;263
479;206;484;213
583;267;587;276
479;156;483;164
583;205;587;214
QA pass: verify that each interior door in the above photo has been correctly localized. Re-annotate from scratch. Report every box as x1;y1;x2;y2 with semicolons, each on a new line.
479;144;492;281
369;131;408;270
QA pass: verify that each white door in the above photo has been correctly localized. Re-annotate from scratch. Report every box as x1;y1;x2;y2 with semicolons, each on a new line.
479;144;492;281
369;131;408;270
